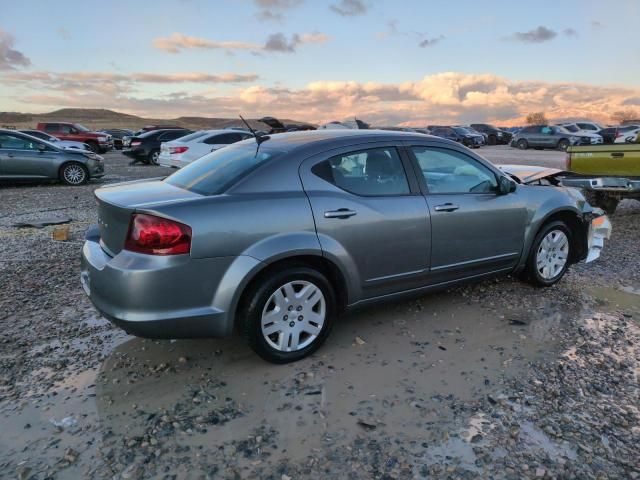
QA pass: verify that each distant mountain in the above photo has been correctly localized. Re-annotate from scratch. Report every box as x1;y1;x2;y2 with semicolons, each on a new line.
0;108;313;131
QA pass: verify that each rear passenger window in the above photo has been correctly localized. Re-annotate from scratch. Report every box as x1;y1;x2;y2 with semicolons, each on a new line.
312;147;410;196
44;124;58;133
204;133;241;145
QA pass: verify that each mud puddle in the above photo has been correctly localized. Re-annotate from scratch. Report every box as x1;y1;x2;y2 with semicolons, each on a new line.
588;285;640;319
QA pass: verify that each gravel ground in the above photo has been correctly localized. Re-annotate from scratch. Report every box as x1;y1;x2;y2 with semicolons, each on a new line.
0;146;639;479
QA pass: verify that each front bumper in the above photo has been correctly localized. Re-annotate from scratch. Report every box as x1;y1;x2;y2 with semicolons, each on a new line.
585;215;612;262
80;231;259;338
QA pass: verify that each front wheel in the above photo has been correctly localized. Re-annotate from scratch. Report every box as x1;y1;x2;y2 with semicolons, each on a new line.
557;139;570;151
525;221;572;287
240;267;336;363
59;162;88;185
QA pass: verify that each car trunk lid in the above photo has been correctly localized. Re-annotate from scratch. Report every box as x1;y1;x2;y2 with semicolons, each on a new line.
95;180;202;256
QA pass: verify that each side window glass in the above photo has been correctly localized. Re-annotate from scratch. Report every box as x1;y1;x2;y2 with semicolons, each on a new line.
312;147;410;196
411;147;498;194
60;125;73;134
0;134;40;150
44;124;58;133
206;133;241;145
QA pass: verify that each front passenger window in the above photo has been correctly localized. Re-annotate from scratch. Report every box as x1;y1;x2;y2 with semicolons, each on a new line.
411;147;497;194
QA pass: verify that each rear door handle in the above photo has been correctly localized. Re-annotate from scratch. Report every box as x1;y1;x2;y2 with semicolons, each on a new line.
434;203;459;212
324;208;357;219
611;152;624;158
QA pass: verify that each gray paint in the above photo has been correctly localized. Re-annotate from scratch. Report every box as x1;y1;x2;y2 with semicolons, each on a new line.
81;130;597;339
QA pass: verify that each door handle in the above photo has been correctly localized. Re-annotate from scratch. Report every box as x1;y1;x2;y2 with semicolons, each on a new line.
324;208;357;219
434;203;459;212
611;152;624;158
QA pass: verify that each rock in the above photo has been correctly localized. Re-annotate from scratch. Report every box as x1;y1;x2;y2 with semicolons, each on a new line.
354;336;366;346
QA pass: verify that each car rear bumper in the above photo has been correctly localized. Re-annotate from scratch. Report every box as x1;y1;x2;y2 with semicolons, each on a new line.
80;230;262;338
122;148;148;159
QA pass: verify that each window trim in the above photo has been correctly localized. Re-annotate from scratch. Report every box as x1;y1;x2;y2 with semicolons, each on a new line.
406;144;501;196
310;145;416;198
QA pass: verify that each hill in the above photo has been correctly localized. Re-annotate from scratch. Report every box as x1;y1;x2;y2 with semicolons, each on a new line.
0;108;313;131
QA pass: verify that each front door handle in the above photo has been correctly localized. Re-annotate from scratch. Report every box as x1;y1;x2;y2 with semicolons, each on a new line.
434;203;459;212
611;152;624;158
324;208;357;219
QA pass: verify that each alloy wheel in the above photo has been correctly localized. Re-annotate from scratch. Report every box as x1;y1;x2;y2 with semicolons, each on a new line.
260;280;326;352
536;230;569;280
63;164;86;185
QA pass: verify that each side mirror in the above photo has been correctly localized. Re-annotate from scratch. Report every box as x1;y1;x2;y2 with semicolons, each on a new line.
498;176;516;195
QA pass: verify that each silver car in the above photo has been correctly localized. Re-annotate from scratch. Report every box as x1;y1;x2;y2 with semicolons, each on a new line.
0;129;104;185
81;130;609;362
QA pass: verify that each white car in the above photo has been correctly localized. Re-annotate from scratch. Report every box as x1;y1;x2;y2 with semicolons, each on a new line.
158;130;253;168
573;121;605;133
614;125;640;143
556;123;603;144
19;129;90;150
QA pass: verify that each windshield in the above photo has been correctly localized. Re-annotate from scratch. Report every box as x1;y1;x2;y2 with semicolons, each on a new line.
555;126;571;134
453;127;470;135
563;125;579;132
73;123;91;132
165;143;283;195
174;131;209;143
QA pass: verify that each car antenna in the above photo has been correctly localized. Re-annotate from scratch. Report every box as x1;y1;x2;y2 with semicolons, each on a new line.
239;115;268;145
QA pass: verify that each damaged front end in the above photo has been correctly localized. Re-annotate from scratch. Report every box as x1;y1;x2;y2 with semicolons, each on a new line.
499;165;612;263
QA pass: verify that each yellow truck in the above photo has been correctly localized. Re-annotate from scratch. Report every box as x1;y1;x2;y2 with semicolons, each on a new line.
563;141;640;213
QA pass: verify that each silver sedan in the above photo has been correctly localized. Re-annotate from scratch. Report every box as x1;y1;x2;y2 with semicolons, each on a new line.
81;130;610;362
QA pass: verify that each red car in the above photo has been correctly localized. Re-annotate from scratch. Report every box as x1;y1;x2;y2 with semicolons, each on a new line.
36;122;113;153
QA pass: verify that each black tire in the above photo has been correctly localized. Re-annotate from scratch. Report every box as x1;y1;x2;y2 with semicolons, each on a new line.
85;141;99;153
148;149;160;165
516;139;528;150
240;266;336;363
557;139;570;151
524;220;572;287
488;135;497;146
59;162;89;186
584;191;619;214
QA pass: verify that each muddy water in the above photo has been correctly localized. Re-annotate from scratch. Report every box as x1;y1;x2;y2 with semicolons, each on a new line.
1;289;576;478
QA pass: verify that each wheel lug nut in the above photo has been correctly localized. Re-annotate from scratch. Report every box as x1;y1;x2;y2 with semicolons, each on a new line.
288;306;293;311
296;306;302;311
298;315;303;321
283;315;288;320
289;321;295;328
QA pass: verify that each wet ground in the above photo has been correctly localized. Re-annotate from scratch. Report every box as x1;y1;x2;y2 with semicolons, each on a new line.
1;146;639;479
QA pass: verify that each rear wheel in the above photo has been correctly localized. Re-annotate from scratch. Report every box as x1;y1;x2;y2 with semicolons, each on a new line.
516;139;528;150
557;139;570;151
85;141;99;153
525;221;572;287
148;149;160;165
59;162;88;185
240;267;336;363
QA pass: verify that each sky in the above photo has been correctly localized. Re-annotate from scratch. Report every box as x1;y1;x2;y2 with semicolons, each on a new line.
0;0;639;126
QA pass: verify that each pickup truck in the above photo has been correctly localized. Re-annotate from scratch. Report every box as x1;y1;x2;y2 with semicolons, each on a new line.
36;122;113;153
563;141;640;213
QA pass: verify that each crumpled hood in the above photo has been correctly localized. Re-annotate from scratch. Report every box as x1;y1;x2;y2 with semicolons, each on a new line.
498;164;565;184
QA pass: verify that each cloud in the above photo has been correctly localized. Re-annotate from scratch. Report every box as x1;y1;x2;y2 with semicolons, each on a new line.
57;27;71;40
508;26;557;44
5;70;639;127
0;28;30;70
419;35;445;47
254;0;303;22
154;31;327;54
562;28;578;37
330;0;367;17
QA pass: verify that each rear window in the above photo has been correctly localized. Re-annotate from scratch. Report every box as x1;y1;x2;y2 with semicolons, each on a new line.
175;131;209;143
165;143;282;195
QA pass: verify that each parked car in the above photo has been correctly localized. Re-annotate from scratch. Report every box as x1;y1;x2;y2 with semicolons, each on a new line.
555;123;603;144
19;129;89;150
429;126;483;148
36;122;113;153
158;130;253;168
123;129;192;165
563;143;640;213
510;125;588;151
0;129;104;185
100;129;134;150
469;124;513;145
574;121;605;134
259;116;316;133
123;125;184;149
81;130;609;363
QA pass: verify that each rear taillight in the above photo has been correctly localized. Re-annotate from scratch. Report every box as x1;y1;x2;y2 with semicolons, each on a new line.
169;146;189;154
131;140;142;146
124;213;191;255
